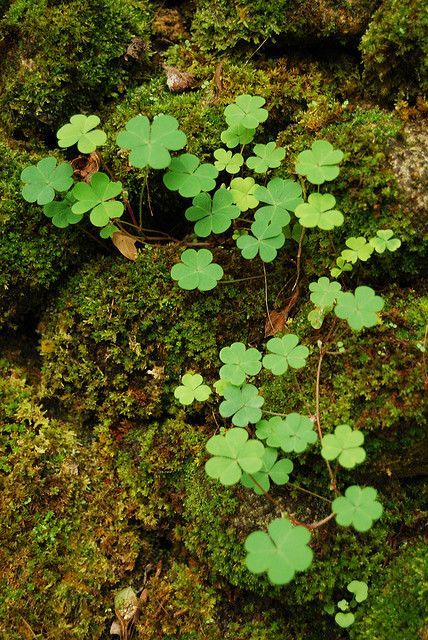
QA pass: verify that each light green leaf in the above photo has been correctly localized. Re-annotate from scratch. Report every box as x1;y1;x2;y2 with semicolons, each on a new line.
309;277;342;307
229;177;259;211
43;192;82;228
321;424;366;469
262;334;309;375
337;599;350;612
347;580;368;603
334;286;384;331
331;256;353;278
219;383;264;427
341;237;374;263
219;342;262;386
71;173;124;227
224;94;268;129
254;178;302;228
307;307;326;330
174;373;211;405
295;140;344;185
274;412;317;454
205;427;265;485
163;153;218;198
295;193;344;230
100;224;119;239
369;229;401;254
185;188;240;237
255;416;286;448
213;148;244;174
21;157;74;205
335;612;355;628
171;248;223;291
236;219;285;263
246;142;285;173
333;485;383;532
221;124;255;149
241;448;293;494
57;114;107;153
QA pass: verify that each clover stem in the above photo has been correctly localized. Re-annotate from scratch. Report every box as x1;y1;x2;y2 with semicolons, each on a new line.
263;263;275;335
96;151;140;229
291;227;306;293
247;475;282;511
145;174;154;218
286;482;332;504
315;345;337;493
217;275;265;284
297;512;335;530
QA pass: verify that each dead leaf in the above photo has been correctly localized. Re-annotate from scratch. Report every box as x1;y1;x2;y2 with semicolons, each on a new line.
71;153;100;182
112;232;138;261
264;310;287;337
164;66;196;92
124;36;147;62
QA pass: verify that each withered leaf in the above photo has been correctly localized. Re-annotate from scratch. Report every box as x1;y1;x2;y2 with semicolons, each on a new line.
71;153;100;182
112;232;138;261
164;66;196;93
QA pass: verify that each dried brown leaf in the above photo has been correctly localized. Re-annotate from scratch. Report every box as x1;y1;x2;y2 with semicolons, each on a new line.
112;232;138;261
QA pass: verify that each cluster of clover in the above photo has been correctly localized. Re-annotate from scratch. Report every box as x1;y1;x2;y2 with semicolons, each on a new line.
20;96;401;629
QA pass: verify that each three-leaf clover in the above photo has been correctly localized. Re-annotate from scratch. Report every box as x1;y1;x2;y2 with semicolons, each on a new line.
213;149;244;174
254;178;303;228
219;342;262;386
221;124;255;148
246;142;285;173
224;94;268;129
369;229;401;253
275;413;317;454
163;153;218;197
334;286;384;331
332;485;383;532
347;580;368;603
241;447;293;494
170;249;223;291
21;157;74;205
309;277;342;308
256;416;287;447
219;383;264;427
340;237;374;263
117;114;187;169
174;373;211;405
263;334;309;375
229;177;259;211
331;256;353;279
236;219;285;263
295;140;344;185
244;518;313;585
71;173;124;226
185;188;240;237
43;193;82;228
295;193;344;230
205;427;265;485
321;424;366;468
57;114;107;153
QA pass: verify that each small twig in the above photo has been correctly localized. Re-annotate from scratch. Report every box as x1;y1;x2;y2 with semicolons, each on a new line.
291;227;306;292
217;274;265;284
19;616;38;639
247;474;282;511
294;512;335;530
287;482;332;504
263;262;275;335
244;36;269;64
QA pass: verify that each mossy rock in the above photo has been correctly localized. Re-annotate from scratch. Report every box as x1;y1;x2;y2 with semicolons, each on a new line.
361;0;428;101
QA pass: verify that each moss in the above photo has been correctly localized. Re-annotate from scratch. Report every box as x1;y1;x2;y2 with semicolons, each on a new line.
0;0;152;136
361;0;428;101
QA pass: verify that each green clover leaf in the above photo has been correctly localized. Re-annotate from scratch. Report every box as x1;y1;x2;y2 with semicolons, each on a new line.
347;580;368;603
332;485;383;532
205;427;265;485
219;383;264;427
341;237;374;263
295;140;344;185
369;229;401;254
57;114;107;153
263;334;309;375
309;277;342;308
219;342;262;386
224;94;268;130
241;447;293;494
307;307;326;330
331;256;353;278
21;157;74;205
254;178;303;228
337;599;350;611
213;148;244;174
321;424;366;469
256;416;286;448
275;413;317;454
295;193;344;230
100;224;119;239
335;612;355;628
43;193;82;228
163;153;218;198
334;286;384;331
117;114;187;169
185;188;240;237
229;177;259;211
244;518;313;585
236;219;285;263
171;248;223;291
246;142;285;173
220;124;255;149
174;373;211;405
71;173;124;227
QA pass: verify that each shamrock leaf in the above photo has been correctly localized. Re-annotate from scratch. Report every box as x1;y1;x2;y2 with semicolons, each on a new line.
241;447;293;494
332;485;383;532
171;249;223;291
205;427;265;485
236;219;285;263
369;229;401;254
100;224;119;239
246;142;285;173
57;114;107;153
185;188;240;237
309;277;342;308
221;124;255;148
219;383;264;427
71;173;124;227
321;424;366;469
213;149;244;174
224;94;268;129
229;177;259;211
43;193;82;228
337;599;350;611
275;413;317;454
307;307;326;330
117;114;187;169
341;237;374;263
331;256;353;278
163;153;218;198
254;178;303;228
295;193;344;230
334;286;384;331
335;612;355;628
256;416;287;448
263;334;309;375
295;140;344;185
21;157;74;205
174;373;211;405
347;580;368;603
244;518;313;585
219;342;262;386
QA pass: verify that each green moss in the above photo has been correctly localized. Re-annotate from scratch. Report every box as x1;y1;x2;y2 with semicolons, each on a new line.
361;0;428;101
